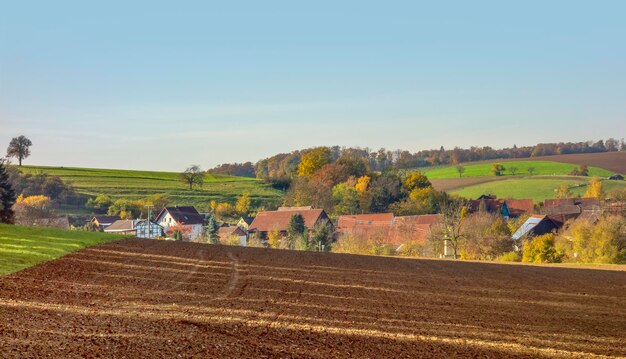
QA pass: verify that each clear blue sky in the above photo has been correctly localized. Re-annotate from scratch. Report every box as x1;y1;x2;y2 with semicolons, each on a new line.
1;1;625;171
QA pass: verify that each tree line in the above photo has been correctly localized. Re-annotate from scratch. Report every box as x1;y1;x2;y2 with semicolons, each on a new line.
208;138;625;180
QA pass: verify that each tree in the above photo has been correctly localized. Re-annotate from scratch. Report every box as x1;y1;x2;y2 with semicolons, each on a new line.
509;166;518;175
311;224;331;251
6;135;32;166
180;165;204;190
403;172;432;191
522;234;562;263
13;195;55;224
556;184;572;199
527;167;536;176
332;181;359;216
491;163;506;176
86;194;114;213
585;177;605;200
287;213;306;239
267;228;282;248
0;159;17;224
205;215;220;244
429;200;465;258
235;192;251;215
297;147;332;177
456;165;465;178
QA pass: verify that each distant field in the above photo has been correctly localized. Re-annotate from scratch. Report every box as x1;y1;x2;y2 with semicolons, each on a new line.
18;166;284;212
508;152;626;175
418;160;613;179
0;224;126;276
449;177;626;202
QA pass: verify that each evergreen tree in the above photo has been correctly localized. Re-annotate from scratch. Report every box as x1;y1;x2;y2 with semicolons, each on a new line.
205;215;220;244
0;160;17;224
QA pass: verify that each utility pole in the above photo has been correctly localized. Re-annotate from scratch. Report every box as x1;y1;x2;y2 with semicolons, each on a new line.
144;205;154;239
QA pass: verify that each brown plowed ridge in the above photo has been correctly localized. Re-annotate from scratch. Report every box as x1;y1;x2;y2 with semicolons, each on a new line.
430;177;511;191
1;239;626;358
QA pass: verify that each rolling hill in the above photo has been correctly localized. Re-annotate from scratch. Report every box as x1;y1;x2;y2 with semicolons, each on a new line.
17;166;284;213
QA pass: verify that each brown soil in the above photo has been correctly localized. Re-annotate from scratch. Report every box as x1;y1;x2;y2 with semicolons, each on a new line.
1;239;626;358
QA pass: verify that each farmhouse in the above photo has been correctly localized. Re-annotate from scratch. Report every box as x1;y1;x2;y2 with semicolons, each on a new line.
91;215;121;230
155;206;205;240
248;208;332;238
542;198;601;226
218;226;247;246
512;215;560;240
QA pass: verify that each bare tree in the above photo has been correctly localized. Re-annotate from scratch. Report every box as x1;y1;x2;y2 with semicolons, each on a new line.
7;135;32;166
429;199;465;258
180;165;204;190
456;165;465;178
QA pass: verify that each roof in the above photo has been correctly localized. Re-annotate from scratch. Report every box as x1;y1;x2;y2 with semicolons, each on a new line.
218;226;247;238
248;209;328;232
239;216;255;225
92;216;121;224
394;214;443;226
155;206;204;225
543;205;582;216
278;206;313;211
468;199;533;217
337;213;394;228
543;198;600;210
104;220;137;232
511;215;559;240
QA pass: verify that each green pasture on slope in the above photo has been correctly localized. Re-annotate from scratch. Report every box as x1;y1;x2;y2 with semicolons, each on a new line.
415;161;614;179
449;177;626;202
17;165;284;212
0;224;127;276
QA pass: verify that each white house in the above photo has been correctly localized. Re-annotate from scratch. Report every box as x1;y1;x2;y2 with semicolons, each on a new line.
154;206;204;240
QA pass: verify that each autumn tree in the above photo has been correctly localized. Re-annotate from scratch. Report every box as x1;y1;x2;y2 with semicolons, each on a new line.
6;135;32;166
556;184;572;199
584;177;605;200
0;159;17;224
235;192;251;216
332;179;359;216
180;165;204;190
86;194;114;213
491;163;506;176
297;147;332;177
403;172;432;191
13;195;55;224
522;234;562;263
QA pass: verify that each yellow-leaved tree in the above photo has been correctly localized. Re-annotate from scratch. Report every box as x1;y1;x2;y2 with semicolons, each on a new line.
297;147;332;177
584;177;605;200
235;192;251;216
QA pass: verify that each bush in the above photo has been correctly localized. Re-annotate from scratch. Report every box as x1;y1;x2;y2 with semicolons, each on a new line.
556;215;626;264
221;236;242;246
498;251;521;262
522;234;563;263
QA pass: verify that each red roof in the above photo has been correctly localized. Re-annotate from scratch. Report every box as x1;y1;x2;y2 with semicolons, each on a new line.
337;213;394;228
394;214;443;226
248;209;329;232
543;198;600;210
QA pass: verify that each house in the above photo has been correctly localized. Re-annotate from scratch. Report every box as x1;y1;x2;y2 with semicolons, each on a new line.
542;198;601;226
104;220;139;235
468;198;533;218
155;206;205;240
511;215;560;240
248;208;332;238
337;213;394;228
218;226;247;246
91;215;121;230
135;220;164;239
237;216;255;231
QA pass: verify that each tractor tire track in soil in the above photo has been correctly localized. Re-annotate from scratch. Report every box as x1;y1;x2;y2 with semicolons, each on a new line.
1;238;626;358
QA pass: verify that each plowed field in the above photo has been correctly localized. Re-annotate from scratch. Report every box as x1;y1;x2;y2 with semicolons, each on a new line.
1;239;625;358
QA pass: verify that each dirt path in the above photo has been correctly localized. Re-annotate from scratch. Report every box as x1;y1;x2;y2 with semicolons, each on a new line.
1;239;625;358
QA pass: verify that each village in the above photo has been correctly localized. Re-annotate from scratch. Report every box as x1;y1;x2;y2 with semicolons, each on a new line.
92;192;625;260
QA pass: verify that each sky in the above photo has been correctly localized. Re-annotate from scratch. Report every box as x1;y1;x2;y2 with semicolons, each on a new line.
1;0;625;171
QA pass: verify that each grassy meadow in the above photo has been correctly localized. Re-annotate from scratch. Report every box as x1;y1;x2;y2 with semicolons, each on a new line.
449;177;626;202
0;224;127;276
417;160;614;179
18;166;284;212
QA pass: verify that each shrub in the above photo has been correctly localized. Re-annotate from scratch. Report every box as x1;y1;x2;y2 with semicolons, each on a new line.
522;234;563;263
221;236;242;246
498;251;521;262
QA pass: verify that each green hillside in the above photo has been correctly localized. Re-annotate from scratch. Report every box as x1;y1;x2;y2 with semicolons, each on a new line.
18;166;284;212
418;161;613;179
0;224;127;276
449;177;626;202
